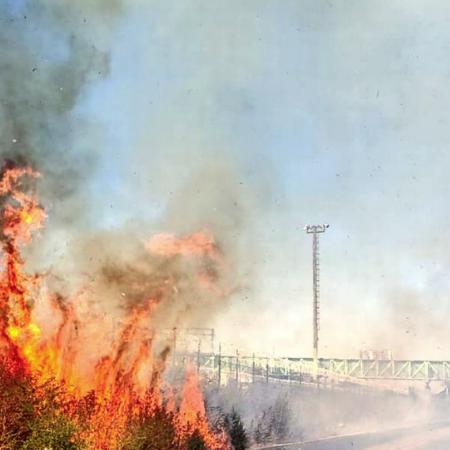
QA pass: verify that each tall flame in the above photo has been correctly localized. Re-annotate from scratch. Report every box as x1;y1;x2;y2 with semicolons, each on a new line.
0;163;229;450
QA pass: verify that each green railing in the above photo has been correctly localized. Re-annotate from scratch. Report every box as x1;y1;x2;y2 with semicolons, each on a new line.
175;354;450;383
318;358;450;381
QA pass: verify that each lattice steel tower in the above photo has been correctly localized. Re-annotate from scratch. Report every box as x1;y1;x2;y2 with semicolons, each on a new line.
304;224;329;362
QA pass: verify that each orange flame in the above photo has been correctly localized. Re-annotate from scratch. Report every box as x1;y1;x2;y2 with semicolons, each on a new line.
0;164;229;449
179;365;228;450
146;231;218;258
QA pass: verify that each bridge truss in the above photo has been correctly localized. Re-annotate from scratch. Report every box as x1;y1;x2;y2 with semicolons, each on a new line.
175;354;450;386
317;358;450;381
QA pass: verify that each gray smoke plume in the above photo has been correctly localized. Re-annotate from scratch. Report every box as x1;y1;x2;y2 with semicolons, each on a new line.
0;0;262;346
0;1;136;225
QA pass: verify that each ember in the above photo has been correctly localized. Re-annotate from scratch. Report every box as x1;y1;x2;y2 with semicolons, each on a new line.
0;163;229;450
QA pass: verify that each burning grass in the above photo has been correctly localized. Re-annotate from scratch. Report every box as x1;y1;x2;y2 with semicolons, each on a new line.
0;163;230;450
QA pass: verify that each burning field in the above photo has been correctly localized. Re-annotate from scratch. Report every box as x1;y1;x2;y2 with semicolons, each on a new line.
0;162;230;449
0;1;256;447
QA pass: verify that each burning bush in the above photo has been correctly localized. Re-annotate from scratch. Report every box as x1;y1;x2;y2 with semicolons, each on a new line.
0;164;230;449
0;361;219;450
0;358;86;450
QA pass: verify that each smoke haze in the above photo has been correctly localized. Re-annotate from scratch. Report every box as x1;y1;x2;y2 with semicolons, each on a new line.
2;0;450;360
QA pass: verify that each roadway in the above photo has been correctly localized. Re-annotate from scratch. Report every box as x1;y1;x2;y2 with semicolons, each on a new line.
256;423;450;450
303;427;450;450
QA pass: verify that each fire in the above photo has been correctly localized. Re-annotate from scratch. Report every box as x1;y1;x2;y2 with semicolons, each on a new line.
147;230;229;296
0;163;230;449
146;230;218;258
179;365;228;450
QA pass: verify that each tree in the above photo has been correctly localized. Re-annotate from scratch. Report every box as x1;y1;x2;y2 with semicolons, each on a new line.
251;418;263;446
251;394;292;445
271;395;291;442
226;408;248;450
185;429;206;450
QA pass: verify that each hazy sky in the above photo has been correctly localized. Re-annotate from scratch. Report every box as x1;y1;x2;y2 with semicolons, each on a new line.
9;0;450;359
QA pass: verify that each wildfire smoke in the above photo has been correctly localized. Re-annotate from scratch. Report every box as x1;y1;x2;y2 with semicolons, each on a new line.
0;163;229;449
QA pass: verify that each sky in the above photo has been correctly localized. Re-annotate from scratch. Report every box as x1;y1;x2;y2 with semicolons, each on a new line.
6;0;450;360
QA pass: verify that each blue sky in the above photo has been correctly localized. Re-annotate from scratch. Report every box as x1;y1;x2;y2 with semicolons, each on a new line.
42;0;450;358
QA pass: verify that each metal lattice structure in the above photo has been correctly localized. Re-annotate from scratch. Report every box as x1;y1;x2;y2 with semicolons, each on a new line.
304;224;329;362
174;353;450;386
135;326;450;386
316;358;450;381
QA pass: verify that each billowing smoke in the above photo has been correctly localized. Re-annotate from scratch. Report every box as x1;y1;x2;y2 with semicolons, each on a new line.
0;0;121;298
0;2;114;199
0;0;260;350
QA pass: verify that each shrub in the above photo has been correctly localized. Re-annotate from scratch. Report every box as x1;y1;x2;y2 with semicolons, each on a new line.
224;408;248;450
0;358;217;450
251;394;292;445
0;361;86;450
185;429;206;450
0;360;35;448
118;407;178;450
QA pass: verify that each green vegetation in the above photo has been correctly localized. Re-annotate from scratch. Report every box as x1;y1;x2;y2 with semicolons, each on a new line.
0;361;86;450
224;408;248;450
251;394;292;446
0;360;214;450
0;359;256;450
119;407;178;450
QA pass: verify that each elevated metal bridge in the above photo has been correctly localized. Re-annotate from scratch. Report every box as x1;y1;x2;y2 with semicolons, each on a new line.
167;329;450;389
312;358;450;382
178;353;450;388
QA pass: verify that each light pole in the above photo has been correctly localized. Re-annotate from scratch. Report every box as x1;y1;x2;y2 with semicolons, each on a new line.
303;224;329;364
